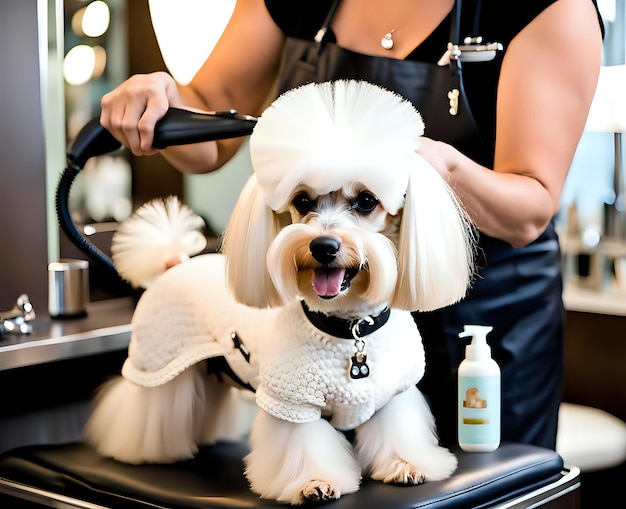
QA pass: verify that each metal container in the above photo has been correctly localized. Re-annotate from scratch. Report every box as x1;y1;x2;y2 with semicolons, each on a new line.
48;259;89;318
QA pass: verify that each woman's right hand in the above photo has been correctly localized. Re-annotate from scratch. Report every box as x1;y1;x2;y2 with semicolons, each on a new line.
100;71;183;156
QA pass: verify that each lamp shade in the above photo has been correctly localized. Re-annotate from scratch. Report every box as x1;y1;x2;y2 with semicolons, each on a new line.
585;65;626;133
149;0;236;85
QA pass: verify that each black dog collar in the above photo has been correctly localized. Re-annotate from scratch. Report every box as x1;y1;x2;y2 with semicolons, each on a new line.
301;301;391;340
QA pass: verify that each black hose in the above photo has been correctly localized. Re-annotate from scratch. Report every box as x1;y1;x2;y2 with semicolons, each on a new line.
55;163;121;278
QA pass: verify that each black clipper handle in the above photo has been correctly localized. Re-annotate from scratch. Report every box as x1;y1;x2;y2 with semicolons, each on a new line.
67;108;257;170
152;108;257;149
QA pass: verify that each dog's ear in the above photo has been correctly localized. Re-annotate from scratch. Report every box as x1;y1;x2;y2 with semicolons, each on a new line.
391;157;476;312
221;175;284;308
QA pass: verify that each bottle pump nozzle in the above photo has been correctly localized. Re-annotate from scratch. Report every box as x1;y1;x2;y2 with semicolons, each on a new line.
458;325;493;361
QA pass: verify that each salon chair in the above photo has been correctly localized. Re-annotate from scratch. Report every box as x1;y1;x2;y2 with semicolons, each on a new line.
0;439;579;508
557;402;626;473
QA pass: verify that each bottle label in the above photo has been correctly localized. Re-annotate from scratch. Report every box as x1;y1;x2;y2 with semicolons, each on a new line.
458;375;500;444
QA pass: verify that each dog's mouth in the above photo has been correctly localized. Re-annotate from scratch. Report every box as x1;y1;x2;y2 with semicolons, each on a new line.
312;267;359;299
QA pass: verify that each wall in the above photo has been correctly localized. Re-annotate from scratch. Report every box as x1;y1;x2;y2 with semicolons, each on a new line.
0;0;49;313
563;310;626;423
125;0;183;207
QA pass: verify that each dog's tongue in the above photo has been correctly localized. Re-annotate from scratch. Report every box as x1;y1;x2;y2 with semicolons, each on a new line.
313;268;346;297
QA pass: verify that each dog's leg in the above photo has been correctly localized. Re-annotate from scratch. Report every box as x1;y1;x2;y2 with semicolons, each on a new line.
244;410;361;505
85;364;208;464
197;374;257;446
354;385;457;484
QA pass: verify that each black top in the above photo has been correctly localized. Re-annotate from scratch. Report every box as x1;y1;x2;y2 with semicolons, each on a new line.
265;0;571;57
264;0;603;165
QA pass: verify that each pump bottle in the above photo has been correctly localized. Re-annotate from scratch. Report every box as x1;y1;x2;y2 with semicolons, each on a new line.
457;325;500;452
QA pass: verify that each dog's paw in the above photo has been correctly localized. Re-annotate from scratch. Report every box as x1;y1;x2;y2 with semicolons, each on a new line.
378;459;427;485
302;480;339;503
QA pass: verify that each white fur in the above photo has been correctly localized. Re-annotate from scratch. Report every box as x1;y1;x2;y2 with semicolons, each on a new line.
111;196;207;288
245;412;361;504
85;367;247;464
355;386;457;483
225;81;475;313
250;80;421;214
85;80;477;505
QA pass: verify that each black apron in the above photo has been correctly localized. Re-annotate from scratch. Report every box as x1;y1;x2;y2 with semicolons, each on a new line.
275;0;563;449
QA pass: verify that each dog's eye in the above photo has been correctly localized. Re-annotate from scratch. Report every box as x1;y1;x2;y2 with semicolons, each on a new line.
292;193;316;214
352;192;379;215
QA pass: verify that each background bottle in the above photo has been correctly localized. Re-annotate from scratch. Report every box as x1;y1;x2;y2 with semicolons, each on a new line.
458;325;500;452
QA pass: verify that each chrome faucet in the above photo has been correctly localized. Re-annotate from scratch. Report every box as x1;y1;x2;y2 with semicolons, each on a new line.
0;294;36;336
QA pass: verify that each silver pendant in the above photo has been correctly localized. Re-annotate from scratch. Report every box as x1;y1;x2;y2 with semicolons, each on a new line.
350;352;369;379
381;32;394;50
349;337;369;379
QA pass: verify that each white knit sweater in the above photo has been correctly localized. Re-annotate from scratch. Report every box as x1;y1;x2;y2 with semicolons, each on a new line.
121;254;425;430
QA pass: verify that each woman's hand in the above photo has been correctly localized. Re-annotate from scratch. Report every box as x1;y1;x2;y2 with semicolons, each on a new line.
99;71;183;156
98;0;285;174
416;136;559;248
415;136;459;184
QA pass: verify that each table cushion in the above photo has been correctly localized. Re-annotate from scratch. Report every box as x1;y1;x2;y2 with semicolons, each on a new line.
0;441;565;508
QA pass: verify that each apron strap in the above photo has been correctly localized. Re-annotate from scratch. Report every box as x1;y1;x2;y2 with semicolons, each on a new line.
314;0;341;47
451;0;462;45
450;1;463;80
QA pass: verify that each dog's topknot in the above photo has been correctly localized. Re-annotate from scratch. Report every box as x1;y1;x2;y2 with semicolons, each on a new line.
249;80;424;214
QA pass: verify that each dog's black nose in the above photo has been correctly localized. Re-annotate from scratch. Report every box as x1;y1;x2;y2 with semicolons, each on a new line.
310;236;340;264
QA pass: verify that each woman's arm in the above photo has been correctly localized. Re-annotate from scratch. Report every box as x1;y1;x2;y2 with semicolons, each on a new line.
419;0;603;247
100;0;285;173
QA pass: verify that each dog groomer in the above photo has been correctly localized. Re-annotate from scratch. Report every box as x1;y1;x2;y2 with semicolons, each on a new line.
99;0;603;450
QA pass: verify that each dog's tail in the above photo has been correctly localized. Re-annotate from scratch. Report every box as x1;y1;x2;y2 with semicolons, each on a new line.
111;196;207;288
85;365;253;464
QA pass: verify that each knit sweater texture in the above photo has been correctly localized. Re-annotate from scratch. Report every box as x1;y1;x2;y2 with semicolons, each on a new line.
122;254;424;429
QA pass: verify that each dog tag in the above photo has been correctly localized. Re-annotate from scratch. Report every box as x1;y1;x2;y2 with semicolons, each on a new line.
350;352;369;379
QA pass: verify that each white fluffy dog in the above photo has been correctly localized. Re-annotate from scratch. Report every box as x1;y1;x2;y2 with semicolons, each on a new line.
85;80;476;505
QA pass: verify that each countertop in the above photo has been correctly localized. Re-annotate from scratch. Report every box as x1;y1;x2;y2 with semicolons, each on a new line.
0;281;622;373
0;297;134;371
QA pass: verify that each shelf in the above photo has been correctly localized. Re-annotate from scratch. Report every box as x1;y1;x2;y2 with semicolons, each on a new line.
563;283;626;316
561;233;626;316
0;297;134;371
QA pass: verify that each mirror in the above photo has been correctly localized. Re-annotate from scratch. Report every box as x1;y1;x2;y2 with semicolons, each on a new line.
57;0;251;301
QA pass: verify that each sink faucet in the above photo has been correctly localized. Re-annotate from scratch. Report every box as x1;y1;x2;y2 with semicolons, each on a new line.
0;294;36;335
